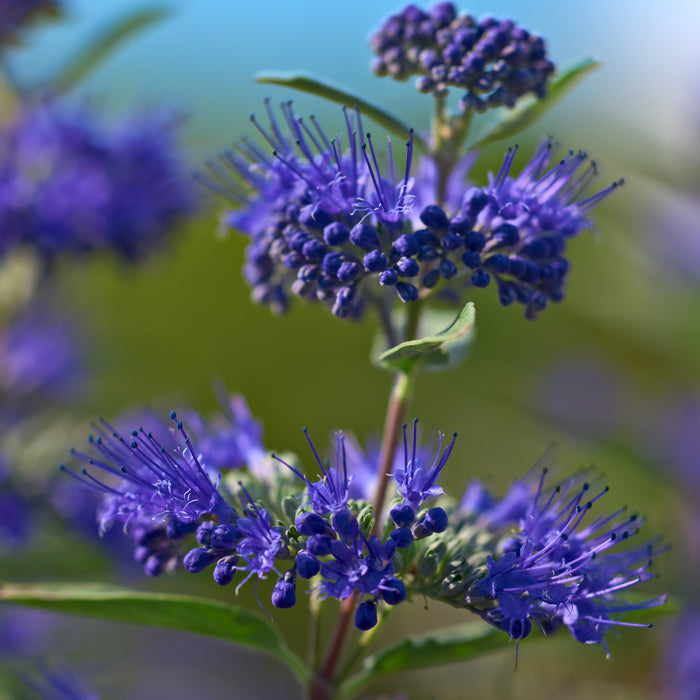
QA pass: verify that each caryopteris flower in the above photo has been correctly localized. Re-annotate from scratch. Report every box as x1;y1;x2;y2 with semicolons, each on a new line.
417;140;622;318
208;99;617;320
342;432;434;501
203;100;419;317
69;405;665;645
0;99;198;264
0;0;60;46
370;3;555;112
426;469;666;654
233;486;287;589
63;411;235;531
392;418;456;514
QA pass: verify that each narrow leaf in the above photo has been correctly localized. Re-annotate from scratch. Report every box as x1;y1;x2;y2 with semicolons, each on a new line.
50;7;172;92
339;593;674;697
340;622;504;697
0;582;307;682
378;301;475;374
255;71;429;153
470;57;601;150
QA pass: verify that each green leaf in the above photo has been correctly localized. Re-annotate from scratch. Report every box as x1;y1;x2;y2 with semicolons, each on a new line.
49;7;172;92
255;71;429;153
339;593;675;697
0;582;307;682
469;57;601;150
378;302;475;374
339;622;504;697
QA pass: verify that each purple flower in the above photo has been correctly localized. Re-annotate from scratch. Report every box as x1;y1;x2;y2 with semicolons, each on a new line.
202;101;417;317
459;477;532;530
234;486;286;589
0;99;198;264
342;433;435;501
370;4;555;111
316;533;397;603
392;419;457;513
430;140;621;318
274;429;352;515
62;410;235;533
0;0;60;45
466;471;666;654
184;392;267;475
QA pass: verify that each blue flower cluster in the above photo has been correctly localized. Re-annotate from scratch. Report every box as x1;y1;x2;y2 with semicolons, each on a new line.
0;100;198;264
64;404;664;646
449;470;667;653
370;3;555;111
204;102;417;317
62;410;240;577
210;101;618;320
0;0;60;45
65;408;455;629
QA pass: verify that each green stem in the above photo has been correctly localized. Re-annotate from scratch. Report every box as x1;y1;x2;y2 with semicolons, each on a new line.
336;608;390;682
373;295;399;350
308;593;322;671
404;298;423;344
430;95;474;207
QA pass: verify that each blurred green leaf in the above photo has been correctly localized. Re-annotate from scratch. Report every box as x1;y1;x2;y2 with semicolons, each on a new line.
378;302;475;374
255;71;429;152
339;621;504;697
339;593;675;697
50;7;172;92
469;57;601;150
0;582;307;682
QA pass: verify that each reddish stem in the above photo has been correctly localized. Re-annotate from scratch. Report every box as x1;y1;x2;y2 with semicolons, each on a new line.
307;371;414;699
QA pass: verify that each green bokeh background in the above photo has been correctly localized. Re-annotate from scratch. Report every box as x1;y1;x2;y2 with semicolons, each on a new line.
3;1;700;698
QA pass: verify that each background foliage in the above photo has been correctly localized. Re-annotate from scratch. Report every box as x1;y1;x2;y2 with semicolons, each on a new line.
3;1;700;697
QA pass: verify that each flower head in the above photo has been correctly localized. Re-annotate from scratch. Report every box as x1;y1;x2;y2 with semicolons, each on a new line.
342;433;435;501
416;140;621;318
316;533;398;603
392;419;457;513
273;428;353;515
0;0;60;45
370;3;555;112
0;99;198;264
234;486;286;588
203;101;421;317
465;470;666;654
62;410;234;533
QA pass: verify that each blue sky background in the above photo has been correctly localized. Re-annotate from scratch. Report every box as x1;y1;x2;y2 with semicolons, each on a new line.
9;0;700;160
